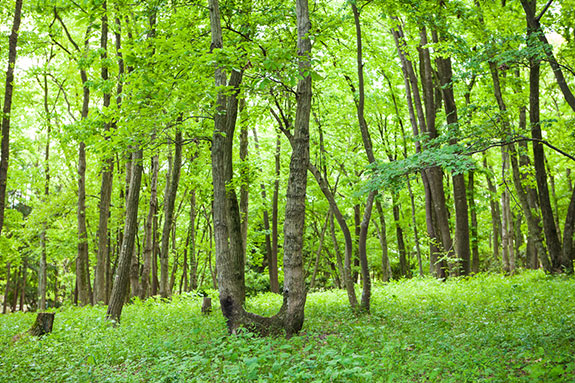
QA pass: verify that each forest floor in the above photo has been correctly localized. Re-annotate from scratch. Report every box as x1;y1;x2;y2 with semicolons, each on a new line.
1;270;574;382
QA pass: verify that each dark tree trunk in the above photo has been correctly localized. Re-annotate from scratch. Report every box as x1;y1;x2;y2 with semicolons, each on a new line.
3;262;11;313
520;0;567;271
375;202;392;281
142;154;159;298
351;3;374;311
419;27;450;277
251;127;275;291
188;190;198;290
95;1;115;304
434;30;471;276
239;100;249;263
0;0;23;237
106;148;143;322
468;171;480;274
392;192;408;277
271;132;281;293
310;211;330;289
160;126;183;298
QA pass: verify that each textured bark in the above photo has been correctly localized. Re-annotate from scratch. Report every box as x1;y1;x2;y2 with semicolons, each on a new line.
281;0;312;335
106;149;143;322
0;0;23;237
159;127;183;298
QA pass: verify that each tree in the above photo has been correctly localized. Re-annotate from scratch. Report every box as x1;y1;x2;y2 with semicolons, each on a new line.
0;0;24;237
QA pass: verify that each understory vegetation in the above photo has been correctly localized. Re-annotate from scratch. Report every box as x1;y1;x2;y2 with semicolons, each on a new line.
1;271;574;382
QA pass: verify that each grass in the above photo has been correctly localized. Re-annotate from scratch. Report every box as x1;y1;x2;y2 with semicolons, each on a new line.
1;270;574;382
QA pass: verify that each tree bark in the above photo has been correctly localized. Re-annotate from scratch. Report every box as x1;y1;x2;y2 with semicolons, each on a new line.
0;0;23;237
106;148;143;322
159;126;183;298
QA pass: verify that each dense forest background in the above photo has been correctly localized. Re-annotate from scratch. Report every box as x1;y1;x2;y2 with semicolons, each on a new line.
0;0;574;327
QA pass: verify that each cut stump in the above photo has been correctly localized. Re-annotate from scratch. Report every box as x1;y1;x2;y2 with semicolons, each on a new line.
29;312;55;336
201;297;211;315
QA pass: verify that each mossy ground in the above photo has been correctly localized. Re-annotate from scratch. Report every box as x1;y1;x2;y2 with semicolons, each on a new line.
1;270;574;382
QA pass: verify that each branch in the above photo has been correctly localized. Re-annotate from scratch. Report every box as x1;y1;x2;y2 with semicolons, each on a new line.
54;9;81;52
536;0;554;22
466;136;575;162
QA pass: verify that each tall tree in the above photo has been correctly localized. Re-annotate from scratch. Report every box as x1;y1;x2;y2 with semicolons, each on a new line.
0;0;24;237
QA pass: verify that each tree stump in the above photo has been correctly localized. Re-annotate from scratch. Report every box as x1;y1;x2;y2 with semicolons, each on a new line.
28;312;55;336
201;297;211;315
12;312;55;343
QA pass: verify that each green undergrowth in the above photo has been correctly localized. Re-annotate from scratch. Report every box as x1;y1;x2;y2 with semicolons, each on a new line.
1;270;574;382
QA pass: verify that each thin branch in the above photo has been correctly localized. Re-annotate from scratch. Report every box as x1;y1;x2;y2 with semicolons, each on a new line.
536;0;554;22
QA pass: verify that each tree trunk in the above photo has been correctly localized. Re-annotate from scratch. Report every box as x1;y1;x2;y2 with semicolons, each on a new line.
95;1;117;304
375;201;392;281
281;0;312;334
419;27;450;277
271;132;281;293
239;100;249;263
189;190;198;290
76;22;93;306
392;192;409;277
310;211;330;289
251;127;275;291
0;0;23;238
522;0;566;271
39;72;52;311
160;126;183;298
351;3;374;310
106;148;143;322
468;171;480;273
3;262;11;314
141;154;158;298
434;29;471;276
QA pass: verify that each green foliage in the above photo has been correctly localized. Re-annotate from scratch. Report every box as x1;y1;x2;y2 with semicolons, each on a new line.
1;272;574;382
